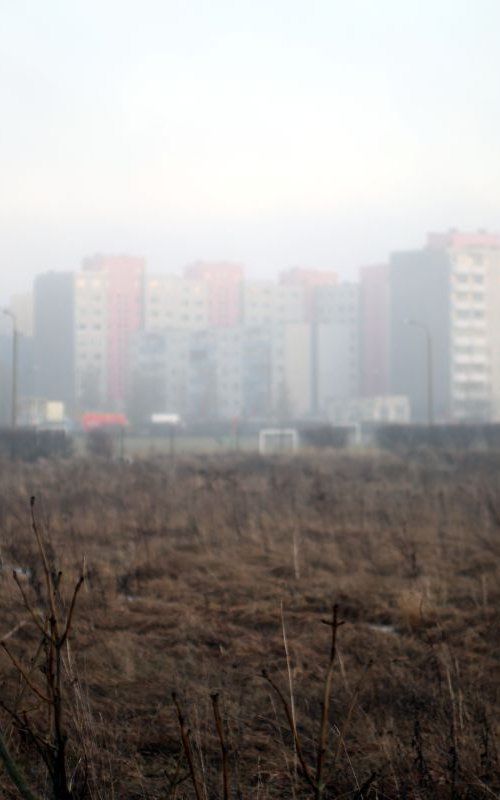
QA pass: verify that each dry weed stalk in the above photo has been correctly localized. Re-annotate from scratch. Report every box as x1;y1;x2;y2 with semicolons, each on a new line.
0;497;84;800
172;692;204;800
210;693;231;800
263;604;366;800
281;601;298;788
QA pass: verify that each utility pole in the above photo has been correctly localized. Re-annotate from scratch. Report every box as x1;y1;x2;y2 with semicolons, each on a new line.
3;309;18;430
406;318;434;426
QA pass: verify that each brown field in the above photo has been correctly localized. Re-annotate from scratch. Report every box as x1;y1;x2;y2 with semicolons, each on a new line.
0;450;499;799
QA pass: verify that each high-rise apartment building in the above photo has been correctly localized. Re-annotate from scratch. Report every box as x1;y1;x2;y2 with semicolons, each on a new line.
390;247;451;422
390;231;500;422
73;271;108;410
34;272;76;409
271;323;312;419
82;255;145;409
34;256;145;414
428;231;500;421
242;281;303;326
145;275;209;331
241;326;273;418
313;283;360;417
128;329;190;421
184;261;244;327
359;265;390;397
279;268;338;321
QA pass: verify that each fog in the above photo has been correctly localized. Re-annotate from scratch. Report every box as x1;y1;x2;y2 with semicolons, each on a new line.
2;1;500;433
3;0;500;297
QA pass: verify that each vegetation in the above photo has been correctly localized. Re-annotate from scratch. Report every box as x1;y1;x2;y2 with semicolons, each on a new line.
0;450;499;798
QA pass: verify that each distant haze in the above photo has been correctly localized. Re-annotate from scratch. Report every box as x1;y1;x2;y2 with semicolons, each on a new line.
2;0;500;301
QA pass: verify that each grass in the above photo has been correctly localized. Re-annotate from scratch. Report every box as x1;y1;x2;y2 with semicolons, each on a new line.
0;449;498;798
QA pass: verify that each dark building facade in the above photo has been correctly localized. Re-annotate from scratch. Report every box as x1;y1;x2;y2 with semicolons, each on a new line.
34;272;75;409
389;248;451;422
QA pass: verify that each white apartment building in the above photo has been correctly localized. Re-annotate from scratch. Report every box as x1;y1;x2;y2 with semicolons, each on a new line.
187;328;242;420
145;275;209;331
429;232;500;421
128;329;190;419
271;323;312;419
314;283;360;418
457;247;500;421
243;281;304;326
74;272;108;409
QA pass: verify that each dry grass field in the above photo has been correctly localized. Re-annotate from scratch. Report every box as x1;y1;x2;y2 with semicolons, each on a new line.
0;450;499;799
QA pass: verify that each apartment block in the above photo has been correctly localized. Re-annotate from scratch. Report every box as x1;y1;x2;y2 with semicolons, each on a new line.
313;283;360;418
145;275;208;331
390;231;500;423
271;323;312;419
279;267;338;321
34;256;145;414
184;261;244;327
82;255;145;410
128;329;190;421
74;271;108;410
241;326;273;418
34;272;76;409
359;264;390;397
129;321;314;424
428;231;500;421
389;246;451;422
186;328;242;420
243;281;303;326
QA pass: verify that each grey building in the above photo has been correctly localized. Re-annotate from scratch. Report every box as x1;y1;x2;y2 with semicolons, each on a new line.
313;283;360;418
33;272;75;410
389;248;451;422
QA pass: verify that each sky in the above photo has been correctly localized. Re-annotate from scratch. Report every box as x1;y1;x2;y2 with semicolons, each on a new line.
1;0;500;302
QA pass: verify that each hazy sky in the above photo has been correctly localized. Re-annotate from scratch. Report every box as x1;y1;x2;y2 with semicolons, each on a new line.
2;0;500;302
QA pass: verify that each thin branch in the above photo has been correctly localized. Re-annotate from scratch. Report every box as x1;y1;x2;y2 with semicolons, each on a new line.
12;572;48;639
280;600;298;784
0;699;54;777
1;642;50;704
1;620;28;643
59;576;84;647
172;693;203;800
30;497;59;640
315;604;343;800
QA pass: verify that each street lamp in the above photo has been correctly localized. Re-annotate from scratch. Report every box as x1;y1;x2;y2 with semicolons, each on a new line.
406;318;434;426
3;309;18;430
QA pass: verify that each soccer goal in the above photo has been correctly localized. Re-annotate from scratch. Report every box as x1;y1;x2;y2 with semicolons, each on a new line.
258;428;298;455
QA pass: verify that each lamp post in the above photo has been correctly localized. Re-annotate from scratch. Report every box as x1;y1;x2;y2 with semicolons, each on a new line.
3;309;18;430
406;318;434;426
